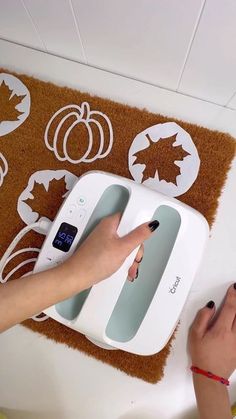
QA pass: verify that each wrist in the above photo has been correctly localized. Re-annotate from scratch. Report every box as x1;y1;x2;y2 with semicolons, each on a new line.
55;259;88;295
191;365;230;387
193;372;229;390
191;358;231;380
192;372;231;419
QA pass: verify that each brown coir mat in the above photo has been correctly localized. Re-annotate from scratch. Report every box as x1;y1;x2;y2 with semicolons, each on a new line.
0;68;235;384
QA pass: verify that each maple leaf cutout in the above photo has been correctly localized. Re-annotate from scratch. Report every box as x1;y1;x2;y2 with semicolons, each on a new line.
24;177;68;221
134;133;190;185
0;80;26;123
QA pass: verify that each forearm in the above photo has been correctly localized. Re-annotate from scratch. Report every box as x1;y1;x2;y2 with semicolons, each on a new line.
193;375;232;419
0;264;84;332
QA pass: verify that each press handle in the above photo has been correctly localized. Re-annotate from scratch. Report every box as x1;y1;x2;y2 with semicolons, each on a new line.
74;198;153;340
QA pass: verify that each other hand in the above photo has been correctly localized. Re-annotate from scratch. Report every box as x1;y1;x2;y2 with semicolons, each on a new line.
189;284;236;378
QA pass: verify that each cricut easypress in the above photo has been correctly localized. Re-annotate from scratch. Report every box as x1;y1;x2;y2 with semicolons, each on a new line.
33;171;209;355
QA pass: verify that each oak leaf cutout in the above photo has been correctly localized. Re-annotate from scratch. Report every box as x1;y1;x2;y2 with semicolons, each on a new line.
24;176;68;221
134;133;190;185
0;80;26;123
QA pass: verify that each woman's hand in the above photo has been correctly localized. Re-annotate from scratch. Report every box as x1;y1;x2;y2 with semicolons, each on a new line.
189;284;236;378
189;285;236;419
0;214;159;332
62;213;159;292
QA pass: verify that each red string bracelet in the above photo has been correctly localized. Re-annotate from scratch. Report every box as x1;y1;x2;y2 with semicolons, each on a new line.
190;366;230;386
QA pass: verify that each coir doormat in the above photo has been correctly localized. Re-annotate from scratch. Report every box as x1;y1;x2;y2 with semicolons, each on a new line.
0;68;235;384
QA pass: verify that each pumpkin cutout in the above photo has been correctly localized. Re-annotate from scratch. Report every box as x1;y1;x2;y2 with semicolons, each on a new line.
0;73;31;136
128;122;200;197
0;152;8;187
17;169;78;231
44;102;113;164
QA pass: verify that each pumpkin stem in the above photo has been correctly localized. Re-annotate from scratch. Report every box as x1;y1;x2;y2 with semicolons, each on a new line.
81;102;90;120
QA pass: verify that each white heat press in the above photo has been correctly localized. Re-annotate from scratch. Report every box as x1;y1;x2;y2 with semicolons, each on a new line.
33;170;209;355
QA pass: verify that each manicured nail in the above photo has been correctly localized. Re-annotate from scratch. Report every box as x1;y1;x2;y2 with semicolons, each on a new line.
234;283;236;290
148;220;160;232
206;300;215;309
135;268;139;279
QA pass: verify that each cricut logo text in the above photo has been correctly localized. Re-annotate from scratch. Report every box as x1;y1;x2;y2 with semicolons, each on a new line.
169;276;181;294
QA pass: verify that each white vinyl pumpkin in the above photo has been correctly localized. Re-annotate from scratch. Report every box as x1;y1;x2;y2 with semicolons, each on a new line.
44;102;113;164
0;152;8;187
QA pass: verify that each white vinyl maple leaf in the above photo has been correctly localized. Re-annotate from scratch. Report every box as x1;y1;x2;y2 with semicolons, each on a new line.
134;133;190;184
0;80;26;122
24;176;68;220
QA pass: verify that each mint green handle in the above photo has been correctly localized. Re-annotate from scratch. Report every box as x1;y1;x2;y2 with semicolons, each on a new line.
55;184;130;320
105;205;181;342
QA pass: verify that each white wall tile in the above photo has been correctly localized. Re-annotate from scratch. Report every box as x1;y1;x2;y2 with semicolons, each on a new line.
227;93;236;110
0;0;44;50
72;0;204;90
179;0;236;106
23;0;86;62
2;39;236;137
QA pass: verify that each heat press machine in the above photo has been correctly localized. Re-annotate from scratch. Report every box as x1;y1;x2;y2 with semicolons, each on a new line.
33;170;209;355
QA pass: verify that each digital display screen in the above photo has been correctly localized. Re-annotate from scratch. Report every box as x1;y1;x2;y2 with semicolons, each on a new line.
52;222;78;252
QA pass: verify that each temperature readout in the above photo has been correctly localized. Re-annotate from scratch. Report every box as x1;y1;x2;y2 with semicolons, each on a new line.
52;222;78;252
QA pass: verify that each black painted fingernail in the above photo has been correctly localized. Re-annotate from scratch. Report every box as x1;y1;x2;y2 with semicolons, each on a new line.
206;300;215;309
148;220;160;232
234;283;236;290
135;268;139;279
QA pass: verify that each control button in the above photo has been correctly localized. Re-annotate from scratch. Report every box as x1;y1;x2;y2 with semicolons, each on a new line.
78;208;86;221
46;256;59;265
42;257;54;270
67;204;77;217
77;196;86;206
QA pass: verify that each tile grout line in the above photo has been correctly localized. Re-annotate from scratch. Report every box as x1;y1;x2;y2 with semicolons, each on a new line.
176;0;206;92
225;91;236;109
69;0;88;65
20;0;48;53
1;36;236;112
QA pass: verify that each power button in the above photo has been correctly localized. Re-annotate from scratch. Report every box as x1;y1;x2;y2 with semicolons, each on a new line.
78;208;86;221
77;196;86;206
